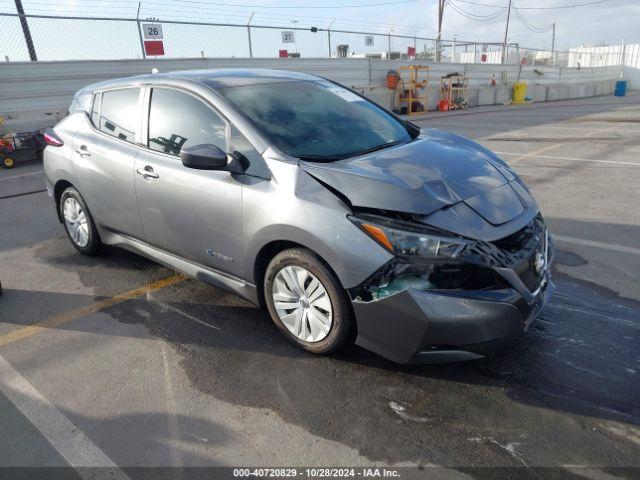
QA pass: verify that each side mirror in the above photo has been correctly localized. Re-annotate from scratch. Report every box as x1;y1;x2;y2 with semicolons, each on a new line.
180;144;228;170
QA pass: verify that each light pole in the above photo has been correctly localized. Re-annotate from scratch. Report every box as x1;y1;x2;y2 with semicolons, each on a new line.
247;12;254;58
327;18;335;58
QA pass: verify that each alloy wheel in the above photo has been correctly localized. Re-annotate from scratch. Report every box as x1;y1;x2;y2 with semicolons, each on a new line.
63;197;89;248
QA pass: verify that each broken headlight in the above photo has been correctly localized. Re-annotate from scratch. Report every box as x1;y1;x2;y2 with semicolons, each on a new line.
349;214;471;261
349;214;499;301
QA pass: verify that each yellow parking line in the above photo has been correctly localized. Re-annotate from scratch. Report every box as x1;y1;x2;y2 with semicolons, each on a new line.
0;274;187;348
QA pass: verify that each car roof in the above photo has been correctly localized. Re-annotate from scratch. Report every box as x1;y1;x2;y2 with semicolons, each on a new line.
82;68;322;93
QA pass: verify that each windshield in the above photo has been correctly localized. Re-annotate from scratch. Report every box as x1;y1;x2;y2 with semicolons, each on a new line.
218;80;412;160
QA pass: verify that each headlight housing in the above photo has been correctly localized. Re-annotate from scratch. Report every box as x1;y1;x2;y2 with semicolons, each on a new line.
348;214;470;261
348;214;500;301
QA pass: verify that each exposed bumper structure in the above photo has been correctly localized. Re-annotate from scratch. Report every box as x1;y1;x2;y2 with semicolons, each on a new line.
353;276;554;364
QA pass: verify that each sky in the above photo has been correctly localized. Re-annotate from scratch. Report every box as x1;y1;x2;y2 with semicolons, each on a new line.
1;0;639;60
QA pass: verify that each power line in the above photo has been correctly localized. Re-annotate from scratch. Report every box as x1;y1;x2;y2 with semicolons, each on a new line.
512;5;551;32
114;0;422;9
454;0;614;9
0;0;429;33
448;1;505;21
0;1;432;35
450;0;505;18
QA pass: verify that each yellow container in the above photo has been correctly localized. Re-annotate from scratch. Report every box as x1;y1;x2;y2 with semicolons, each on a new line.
513;82;527;104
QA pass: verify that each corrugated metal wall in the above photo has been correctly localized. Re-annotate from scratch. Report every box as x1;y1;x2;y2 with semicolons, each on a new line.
567;42;640;89
0;58;624;118
623;44;640;90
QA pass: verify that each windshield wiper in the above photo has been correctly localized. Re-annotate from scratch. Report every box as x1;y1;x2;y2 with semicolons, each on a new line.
297;154;345;162
346;140;406;158
297;140;407;163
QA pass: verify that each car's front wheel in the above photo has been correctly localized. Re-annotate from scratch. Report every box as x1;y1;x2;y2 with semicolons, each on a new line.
59;186;102;256
264;248;354;355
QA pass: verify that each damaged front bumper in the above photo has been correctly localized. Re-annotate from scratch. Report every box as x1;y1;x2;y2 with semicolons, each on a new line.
351;218;556;364
353;275;554;364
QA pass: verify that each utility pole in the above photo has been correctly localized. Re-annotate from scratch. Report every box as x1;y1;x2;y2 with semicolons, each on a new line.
551;22;556;66
14;0;37;61
501;0;512;64
247;12;254;58
436;0;445;62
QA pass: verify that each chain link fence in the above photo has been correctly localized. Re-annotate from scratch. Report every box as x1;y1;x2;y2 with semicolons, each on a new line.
0;12;626;68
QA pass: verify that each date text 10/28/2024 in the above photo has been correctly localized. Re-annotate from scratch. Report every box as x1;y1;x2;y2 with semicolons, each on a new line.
233;468;401;478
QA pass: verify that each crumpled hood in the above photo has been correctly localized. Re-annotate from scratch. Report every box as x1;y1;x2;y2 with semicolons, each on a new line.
300;128;525;225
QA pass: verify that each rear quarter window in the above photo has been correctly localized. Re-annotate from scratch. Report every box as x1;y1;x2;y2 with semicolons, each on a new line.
98;88;140;144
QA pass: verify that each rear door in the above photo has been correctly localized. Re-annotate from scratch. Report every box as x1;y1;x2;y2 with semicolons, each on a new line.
134;87;244;277
72;88;145;239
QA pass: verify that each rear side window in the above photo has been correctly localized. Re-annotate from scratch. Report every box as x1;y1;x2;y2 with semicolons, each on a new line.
98;88;140;144
148;88;227;156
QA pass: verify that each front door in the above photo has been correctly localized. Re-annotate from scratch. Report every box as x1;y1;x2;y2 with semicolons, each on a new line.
72;88;145;240
134;87;243;277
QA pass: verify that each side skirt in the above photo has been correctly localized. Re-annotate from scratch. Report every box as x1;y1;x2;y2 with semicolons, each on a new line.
101;231;259;305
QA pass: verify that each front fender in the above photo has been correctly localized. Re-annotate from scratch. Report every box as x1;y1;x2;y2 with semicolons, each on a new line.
242;161;393;289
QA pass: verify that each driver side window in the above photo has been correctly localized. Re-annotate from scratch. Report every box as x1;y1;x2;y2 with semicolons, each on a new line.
148;88;227;157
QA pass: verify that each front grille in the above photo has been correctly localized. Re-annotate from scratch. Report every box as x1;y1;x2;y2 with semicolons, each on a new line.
461;215;547;292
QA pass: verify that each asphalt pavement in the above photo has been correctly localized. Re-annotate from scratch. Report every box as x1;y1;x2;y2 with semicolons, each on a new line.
0;94;638;479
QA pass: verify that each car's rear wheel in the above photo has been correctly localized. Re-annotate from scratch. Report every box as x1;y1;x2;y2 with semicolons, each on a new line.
60;187;102;256
264;248;353;355
2;156;15;169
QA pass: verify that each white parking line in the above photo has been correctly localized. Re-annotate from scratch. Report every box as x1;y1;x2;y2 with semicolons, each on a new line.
495;151;640;167
0;171;43;181
555;235;640;257
0;354;130;479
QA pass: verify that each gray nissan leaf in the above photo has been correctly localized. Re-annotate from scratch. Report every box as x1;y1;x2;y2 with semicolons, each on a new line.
43;69;554;364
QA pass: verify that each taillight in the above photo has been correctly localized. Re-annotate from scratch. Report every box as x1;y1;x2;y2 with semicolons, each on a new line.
43;128;64;147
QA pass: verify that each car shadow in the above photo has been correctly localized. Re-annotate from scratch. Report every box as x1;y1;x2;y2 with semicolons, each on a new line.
2;214;639;466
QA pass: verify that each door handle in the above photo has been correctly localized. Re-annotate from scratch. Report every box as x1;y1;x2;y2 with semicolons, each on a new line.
76;145;91;156
136;167;159;179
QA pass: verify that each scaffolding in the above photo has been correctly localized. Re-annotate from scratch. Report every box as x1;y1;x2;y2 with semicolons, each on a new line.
440;74;469;110
395;65;429;115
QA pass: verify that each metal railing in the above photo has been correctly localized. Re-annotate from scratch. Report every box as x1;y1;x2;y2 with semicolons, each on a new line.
0;11;626;68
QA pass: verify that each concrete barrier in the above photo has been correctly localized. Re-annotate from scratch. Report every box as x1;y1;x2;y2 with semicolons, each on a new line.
477;86;496;106
362;90;394;111
568;84;580;99
495;86;511;105
579;83;596;97
467;86;479;107
546;84;570;101
527;84;547;102
0;59;626;129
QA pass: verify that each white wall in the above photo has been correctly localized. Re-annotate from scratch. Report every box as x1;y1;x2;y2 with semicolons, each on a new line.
0;57;625;132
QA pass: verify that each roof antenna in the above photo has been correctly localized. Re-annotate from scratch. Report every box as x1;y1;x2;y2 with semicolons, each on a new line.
151;68;159;74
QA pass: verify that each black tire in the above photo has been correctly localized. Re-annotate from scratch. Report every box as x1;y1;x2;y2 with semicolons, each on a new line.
59;187;102;256
264;248;354;355
2;156;15;169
